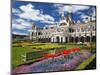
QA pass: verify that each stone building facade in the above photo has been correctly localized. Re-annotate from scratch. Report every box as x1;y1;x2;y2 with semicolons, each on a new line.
29;13;96;43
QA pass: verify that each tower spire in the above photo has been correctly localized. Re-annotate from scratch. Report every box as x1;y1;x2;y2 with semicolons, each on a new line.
61;12;65;20
66;8;73;25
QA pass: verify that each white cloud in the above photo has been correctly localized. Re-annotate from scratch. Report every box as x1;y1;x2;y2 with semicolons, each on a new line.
12;3;55;24
12;24;26;30
12;18;32;30
12;8;21;15
54;4;90;14
12;3;55;35
80;8;96;23
40;20;55;24
15;18;25;23
79;6;96;23
19;3;34;12
82;18;89;23
12;18;32;35
40;14;54;21
71;5;90;12
80;14;90;23
12;31;28;35
54;4;92;24
80;14;89;19
76;11;83;14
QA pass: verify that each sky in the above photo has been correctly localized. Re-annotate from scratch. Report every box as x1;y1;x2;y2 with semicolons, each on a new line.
12;1;96;35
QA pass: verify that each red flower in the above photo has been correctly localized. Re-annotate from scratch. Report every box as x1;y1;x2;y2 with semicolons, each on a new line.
77;47;81;51
71;48;81;52
71;48;76;52
63;50;71;54
44;54;56;58
43;47;81;59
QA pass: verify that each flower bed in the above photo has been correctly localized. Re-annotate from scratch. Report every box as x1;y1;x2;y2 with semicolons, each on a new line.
12;50;92;74
43;47;81;59
12;47;93;75
31;44;65;50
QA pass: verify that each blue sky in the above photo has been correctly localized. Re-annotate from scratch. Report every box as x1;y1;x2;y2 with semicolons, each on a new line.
12;1;96;35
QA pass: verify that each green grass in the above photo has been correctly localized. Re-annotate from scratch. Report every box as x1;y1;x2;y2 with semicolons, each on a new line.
75;54;96;70
12;46;33;68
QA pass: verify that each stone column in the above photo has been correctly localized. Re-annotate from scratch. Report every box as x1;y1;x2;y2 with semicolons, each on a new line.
53;38;55;43
63;37;65;43
51;37;53;43
59;36;61;43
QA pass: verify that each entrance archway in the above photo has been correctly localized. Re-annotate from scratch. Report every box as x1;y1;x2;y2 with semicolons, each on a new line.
56;37;60;43
80;36;84;43
61;37;63;43
75;37;78;42
86;36;90;42
72;37;74;42
92;36;96;42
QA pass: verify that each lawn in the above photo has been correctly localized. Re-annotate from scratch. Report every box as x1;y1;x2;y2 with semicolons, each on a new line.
12;46;33;68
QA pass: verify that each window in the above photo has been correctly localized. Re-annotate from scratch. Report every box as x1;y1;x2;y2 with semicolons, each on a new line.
77;28;80;32
81;28;85;32
38;32;42;35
